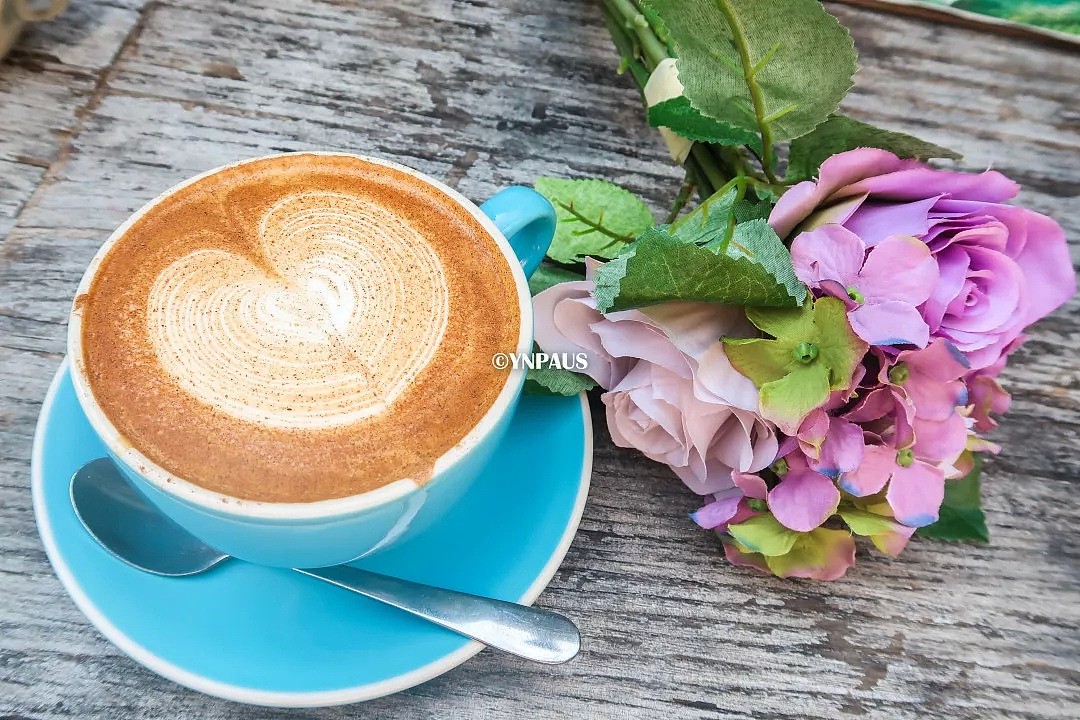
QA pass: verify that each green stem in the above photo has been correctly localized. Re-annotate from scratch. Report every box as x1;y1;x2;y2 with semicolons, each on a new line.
601;4;651;89
634;0;673;53
606;0;669;69
557;201;636;243
725;178;749;247
601;4;716;199
714;145;787;196
605;2;784;202
689;143;728;191
714;0;780;184
684;160;714;199
665;173;696;224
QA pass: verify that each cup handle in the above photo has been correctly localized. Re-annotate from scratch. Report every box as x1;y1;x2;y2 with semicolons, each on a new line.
479;186;555;279
14;0;69;22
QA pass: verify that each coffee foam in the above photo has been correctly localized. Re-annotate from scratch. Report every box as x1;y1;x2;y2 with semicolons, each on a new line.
77;154;520;503
147;191;450;429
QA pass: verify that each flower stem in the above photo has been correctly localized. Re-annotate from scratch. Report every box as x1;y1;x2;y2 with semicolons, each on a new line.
690;143;729;191
714;0;781;184
603;0;776;201
605;0;668;70
601;3;651;88
665;173;696;224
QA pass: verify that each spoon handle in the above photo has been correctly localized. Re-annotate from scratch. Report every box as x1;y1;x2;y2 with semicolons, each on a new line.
294;566;580;664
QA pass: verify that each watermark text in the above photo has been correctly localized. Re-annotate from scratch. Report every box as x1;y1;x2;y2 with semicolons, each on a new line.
491;352;589;371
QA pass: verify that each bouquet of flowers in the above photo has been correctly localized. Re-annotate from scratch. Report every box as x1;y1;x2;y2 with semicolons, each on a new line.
527;0;1075;579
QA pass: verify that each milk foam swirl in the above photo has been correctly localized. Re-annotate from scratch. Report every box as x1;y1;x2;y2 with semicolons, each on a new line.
147;191;450;429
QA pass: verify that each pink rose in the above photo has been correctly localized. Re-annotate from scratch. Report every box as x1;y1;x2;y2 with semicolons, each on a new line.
534;265;778;495
770;149;1075;370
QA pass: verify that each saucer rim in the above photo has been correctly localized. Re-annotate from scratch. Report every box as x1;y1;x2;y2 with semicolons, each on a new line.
32;358;593;707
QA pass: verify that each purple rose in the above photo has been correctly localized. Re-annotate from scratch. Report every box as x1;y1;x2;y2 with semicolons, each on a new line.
771;149;1075;369
533;265;778;495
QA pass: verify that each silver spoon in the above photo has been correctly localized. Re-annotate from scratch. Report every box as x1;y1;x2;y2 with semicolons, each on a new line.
70;457;580;664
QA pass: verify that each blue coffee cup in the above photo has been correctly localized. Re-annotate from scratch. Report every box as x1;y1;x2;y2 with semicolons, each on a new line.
67;152;556;568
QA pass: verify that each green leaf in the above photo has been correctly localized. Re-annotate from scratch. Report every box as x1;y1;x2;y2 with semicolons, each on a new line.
839;508;897;537
764;527;855;580
594;224;805;312
647;96;761;150
722;337;793;387
534;177;654;264
728;514;799;557
726;297;867;434
528;264;584;295
734;195;773;223
669;183;742;243
592;253;629;313
593;192;806;313
741;298;866;392
524;366;597;396
757;363;832;433
668;184;777;249
646;0;857;142
745;298;815;339
840;507;913;557
787;114;962;182
808;295;866;391
726;220;805;293
916;455;989;543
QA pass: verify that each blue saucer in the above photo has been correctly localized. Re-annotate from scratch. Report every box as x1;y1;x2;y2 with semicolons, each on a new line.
32;360;591;707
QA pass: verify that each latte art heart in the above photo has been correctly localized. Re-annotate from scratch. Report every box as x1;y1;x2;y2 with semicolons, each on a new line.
147;191;450;429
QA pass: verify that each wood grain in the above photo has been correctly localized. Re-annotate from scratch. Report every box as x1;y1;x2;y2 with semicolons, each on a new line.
1;1;1077;718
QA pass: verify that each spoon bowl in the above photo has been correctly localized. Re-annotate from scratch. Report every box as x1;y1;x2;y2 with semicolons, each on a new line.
71;458;227;576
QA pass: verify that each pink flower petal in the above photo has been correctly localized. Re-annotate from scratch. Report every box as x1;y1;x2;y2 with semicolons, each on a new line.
640;301;755;360
694;343;761;411
990;204;1075;324
840;445;894;496
846;166;1019;204
886;461;945;527
593;320;690;380
901;338;970;382
733;472;768;499
691;488;743;530
768;470;841;532
813;417;865;477
844;386;895;423
898;341;970;421
912;412;968;465
859;235;938;306
721;538;771;574
726;500;758;528
943;246;1023;334
533;280;618;387
791;224;866;288
967;372;1011;432
848;301;930;348
923;247;970;332
796;408;830;459
709;411;777;475
769;149;909;239
844;196;939;247
871;521;916;557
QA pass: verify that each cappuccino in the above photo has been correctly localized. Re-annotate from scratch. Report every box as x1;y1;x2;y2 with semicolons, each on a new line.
76;154;520;503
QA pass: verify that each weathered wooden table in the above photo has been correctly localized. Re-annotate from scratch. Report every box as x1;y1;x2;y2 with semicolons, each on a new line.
1;2;1077;718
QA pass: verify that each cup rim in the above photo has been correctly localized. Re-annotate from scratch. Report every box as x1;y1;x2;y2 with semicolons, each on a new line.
67;151;533;521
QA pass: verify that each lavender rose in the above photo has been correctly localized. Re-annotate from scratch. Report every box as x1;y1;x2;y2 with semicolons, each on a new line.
770;148;1075;370
533;265;778;495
